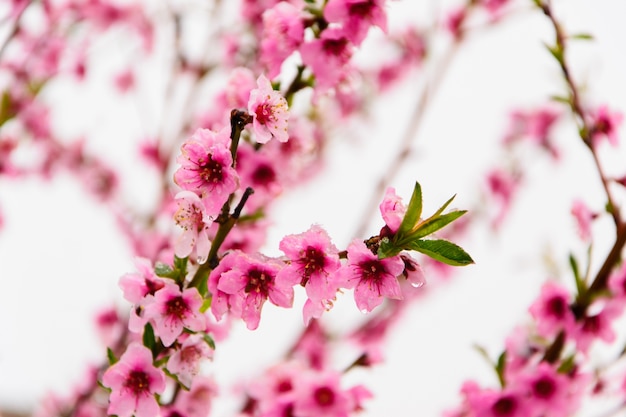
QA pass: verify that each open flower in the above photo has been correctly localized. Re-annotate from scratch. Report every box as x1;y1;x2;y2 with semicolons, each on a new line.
248;74;289;143
143;283;206;347
335;239;405;312
101;343;166;417
173;190;212;264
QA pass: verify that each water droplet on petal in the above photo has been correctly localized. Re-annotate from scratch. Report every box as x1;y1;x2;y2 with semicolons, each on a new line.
197;255;208;264
411;281;425;288
360;308;369;314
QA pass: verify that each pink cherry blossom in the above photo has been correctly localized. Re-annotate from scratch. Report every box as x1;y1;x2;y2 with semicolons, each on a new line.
167;334;214;388
324;0;388;46
247;74;289;143
300;28;354;91
571;198;595;241
276;224;341;303
173;190;212;264
589;104;623;146
379;187;406;233
504;107;561;159
335;239;405;312
570;299;621;353
260;2;304;79
101;342;166;417
511;362;572;417
143;283;206;346
118;257;167;333
173;127;239;215
528;281;575;339
215;251;293;330
165;376;217;417
292;370;355;417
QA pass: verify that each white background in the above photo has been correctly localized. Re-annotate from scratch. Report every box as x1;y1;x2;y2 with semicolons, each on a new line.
2;0;626;416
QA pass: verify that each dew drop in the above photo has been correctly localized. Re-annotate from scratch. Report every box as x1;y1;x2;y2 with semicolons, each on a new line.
360;308;369;314
197;255;208;264
411;281;425;288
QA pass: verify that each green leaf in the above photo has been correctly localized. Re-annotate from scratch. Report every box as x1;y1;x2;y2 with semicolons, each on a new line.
557;354;576;374
570;33;594;41
406;210;466;240
544;42;563;63
174;256;188;277
203;333;216;350
406;239;474;266
377;237;401;259
495;351;507;388
432;194;457;218
143;323;156;353
398;182;423;235
200;296;212;313
107;347;118;365
0;91;15;127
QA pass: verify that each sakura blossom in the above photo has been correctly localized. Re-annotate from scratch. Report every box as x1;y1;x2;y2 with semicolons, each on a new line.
335;239;405;312
215;251;293;330
247;74;290;143
299;28;354;91
588;104;623;146
101;343;166;417
528;281;576;339
167;334;214;388
324;0;388;46
173;127;239;215
260;2;304;79
173;190;212;264
379;187;407;233
276;224;341;303
143;282;206;346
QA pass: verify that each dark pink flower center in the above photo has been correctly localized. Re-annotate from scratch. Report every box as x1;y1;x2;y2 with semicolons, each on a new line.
546;295;568;319
322;38;349;57
124;369;151;396
252;163;276;186
349;1;374;18
146;278;165;295
166;296;190;320
180;345;201;364
491;395;517;416
359;260;386;282
245;268;272;295
594;116;612;135
300;246;327;281
313;386;335;407
199;155;224;183
276;378;293;393
533;376;556;399
582;314;600;334
255;102;275;125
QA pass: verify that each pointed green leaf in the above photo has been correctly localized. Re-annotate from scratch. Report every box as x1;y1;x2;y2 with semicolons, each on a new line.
398;182;423;235
203;334;216;350
406;210;466;240
433;194;457;217
495;351;507;388
143;322;156;353
406;239;474;266
200;296;212;313
570;33;593;41
107;347;118;365
544;42;563;63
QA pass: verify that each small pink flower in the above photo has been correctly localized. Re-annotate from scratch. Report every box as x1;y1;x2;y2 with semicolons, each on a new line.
511;362;572;417
166;376;217;417
589;105;622;146
571;199;595;241
324;0;388;46
335;239;405;312
571;299;621;353
293;370;355;417
216;251;293;330
276;225;341;303
528;281;575;339
247;74;289;143
167;334;213;388
300;28;354;91
467;387;530;417
173;191;212;264
143;283;206;346
379;187;406;233
260;2;304;78
174;127;239;215
101;343;166;417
